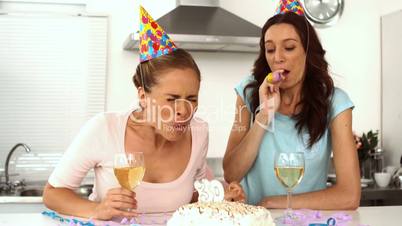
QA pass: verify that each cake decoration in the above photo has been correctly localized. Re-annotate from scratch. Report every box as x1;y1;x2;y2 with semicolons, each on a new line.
194;179;225;202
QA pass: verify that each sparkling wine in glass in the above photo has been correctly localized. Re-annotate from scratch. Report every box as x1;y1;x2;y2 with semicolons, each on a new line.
114;152;145;191
274;151;305;223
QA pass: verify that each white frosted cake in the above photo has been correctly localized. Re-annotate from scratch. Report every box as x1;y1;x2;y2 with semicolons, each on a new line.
167;200;275;226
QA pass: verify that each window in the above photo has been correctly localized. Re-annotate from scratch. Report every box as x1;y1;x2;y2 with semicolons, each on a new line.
0;13;108;181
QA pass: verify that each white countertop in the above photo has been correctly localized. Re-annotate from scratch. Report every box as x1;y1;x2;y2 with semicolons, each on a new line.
0;206;401;226
0;196;42;203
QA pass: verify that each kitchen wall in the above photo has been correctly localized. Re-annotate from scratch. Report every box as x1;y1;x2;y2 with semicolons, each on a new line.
381;0;402;15
381;10;402;169
4;0;400;159
85;0;402;158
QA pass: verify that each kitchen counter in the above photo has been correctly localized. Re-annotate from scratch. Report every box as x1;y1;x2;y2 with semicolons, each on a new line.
0;197;45;214
0;206;401;226
0;196;42;203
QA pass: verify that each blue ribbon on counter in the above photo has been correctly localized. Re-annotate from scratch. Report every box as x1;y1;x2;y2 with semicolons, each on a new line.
309;217;336;226
42;211;96;226
41;211;143;226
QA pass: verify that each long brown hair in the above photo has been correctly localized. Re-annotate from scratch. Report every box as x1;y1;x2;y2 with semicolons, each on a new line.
245;12;334;147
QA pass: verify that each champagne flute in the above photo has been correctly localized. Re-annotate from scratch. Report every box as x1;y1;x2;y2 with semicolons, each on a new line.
274;151;305;223
114;152;145;191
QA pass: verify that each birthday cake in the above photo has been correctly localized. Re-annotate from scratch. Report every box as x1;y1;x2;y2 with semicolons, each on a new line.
167;200;275;226
167;179;274;226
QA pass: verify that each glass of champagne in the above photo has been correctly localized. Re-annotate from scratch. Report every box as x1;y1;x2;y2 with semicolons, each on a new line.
114;152;145;191
274;151;305;223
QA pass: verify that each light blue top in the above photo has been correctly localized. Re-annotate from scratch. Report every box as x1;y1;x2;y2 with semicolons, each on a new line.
235;76;354;205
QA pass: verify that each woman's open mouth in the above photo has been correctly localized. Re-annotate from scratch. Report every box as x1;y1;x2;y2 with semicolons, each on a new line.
282;69;290;77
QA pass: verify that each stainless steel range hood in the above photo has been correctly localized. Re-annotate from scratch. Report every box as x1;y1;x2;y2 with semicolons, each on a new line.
123;0;261;53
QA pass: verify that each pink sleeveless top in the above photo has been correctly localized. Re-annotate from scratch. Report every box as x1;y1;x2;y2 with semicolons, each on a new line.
48;109;208;213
